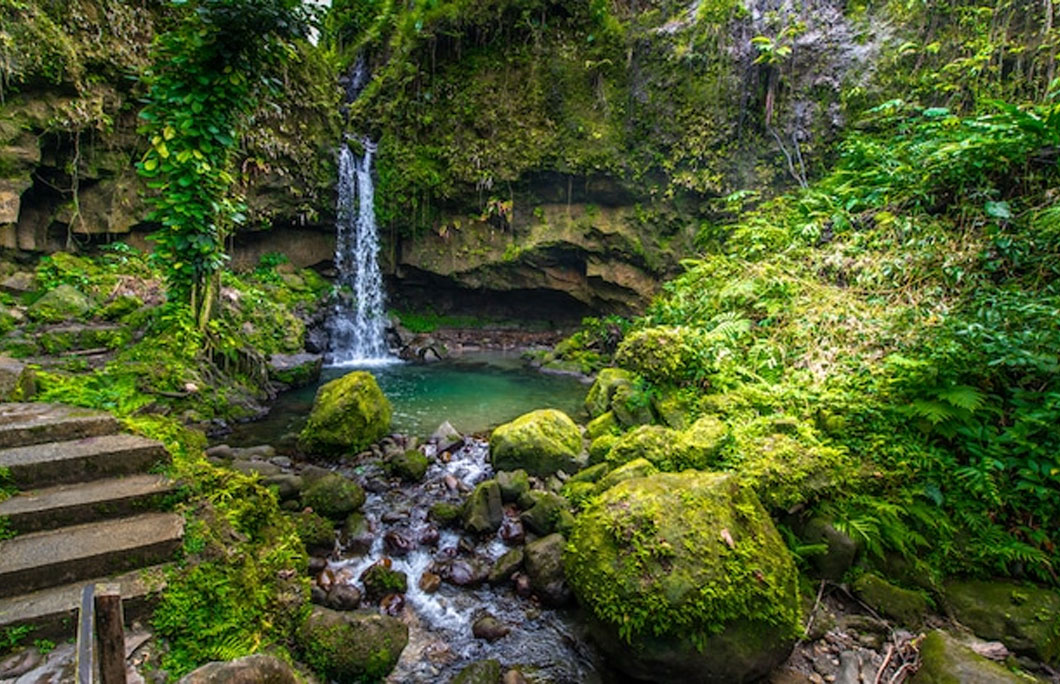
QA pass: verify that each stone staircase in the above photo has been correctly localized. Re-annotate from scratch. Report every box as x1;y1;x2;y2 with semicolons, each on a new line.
0;403;184;639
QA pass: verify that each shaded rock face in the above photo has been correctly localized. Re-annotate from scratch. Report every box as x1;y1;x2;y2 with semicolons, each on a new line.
943;579;1060;664
911;631;1026;684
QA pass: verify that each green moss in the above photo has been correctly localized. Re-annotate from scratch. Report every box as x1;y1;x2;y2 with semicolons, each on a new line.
386;449;429;482
615;327;707;386
100;295;143;321
852;573;930;628
944;580;1060;664
564;471;801;649
26;284;93;322
490;409;582;476
297;608;407;682
595;457;659;493
299;372;392;456
429;502;463;527
301;474;365;520
585;368;635;418
293;510;335;554
913;631;1026;684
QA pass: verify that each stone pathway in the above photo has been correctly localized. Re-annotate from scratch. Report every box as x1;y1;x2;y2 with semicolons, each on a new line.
0;402;183;640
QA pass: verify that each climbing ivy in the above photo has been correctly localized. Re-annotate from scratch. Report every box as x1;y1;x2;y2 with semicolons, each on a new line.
137;0;314;324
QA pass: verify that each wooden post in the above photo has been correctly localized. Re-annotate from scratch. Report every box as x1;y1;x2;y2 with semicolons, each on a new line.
76;584;95;684
94;583;127;684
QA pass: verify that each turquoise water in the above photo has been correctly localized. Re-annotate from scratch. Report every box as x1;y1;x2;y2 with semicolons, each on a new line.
225;352;589;446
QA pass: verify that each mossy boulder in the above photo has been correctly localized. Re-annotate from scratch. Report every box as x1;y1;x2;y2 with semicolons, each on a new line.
496;469;530;503
605;425;690;471
611;383;655;428
430;501;463;527
594;457;659;493
490;409;581;477
298;371;391;456
586;411;619;440
614;326;703;386
360;562;409;603
451;659;502;684
584;367;634;418
912;630;1025;684
800;517;857;580
682;415;728;465
100;294;142;321
525;533;571;606
943;579;1060;664
27;284;93;322
519;490;570;536
387;449;429;482
564;471;800;683
852;573;930;628
588;434;620;465
297;607;408;682
302;474;365;520
464;479;503;534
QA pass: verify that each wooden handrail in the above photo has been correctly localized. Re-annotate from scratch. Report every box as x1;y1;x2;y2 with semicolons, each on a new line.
75;583;128;684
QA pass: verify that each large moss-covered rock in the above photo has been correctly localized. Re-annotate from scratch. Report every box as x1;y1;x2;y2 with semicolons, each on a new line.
464;479;504;534
911;630;1025;684
519;490;570;536
614;326;703;386
490;409;581;477
451;659;502;684
298;371;391;456
564;471;800;683
594;457;658;493
179;654;300;683
853;573;930;628
297;607;408;682
604;425;687;470
27;284;93;322
585;368;634;418
682;415;728;464
944;579;1060;664
302;474;365;520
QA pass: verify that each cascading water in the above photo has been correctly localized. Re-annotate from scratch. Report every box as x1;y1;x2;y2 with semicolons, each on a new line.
327;141;391;366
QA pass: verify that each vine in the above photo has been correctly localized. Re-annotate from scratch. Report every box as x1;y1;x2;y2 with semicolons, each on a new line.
137;0;314;326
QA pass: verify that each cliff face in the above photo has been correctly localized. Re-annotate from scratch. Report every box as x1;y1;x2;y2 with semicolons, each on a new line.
0;0;341;255
342;0;885;315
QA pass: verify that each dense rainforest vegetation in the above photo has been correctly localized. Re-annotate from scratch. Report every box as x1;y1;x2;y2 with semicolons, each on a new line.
0;0;1058;681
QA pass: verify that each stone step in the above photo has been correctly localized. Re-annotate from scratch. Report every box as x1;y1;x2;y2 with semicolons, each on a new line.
0;513;184;598
0;565;168;640
0;474;178;534
0;433;169;488
0;403;119;450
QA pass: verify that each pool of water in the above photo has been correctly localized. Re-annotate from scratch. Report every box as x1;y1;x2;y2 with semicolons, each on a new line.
225;352;590;446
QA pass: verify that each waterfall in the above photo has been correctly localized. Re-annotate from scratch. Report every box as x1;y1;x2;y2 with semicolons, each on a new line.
327;140;391;366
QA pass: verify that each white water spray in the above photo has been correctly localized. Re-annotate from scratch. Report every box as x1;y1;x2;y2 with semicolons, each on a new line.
327;141;391;366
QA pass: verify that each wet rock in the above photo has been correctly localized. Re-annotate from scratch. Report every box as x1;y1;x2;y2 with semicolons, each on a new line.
325;584;362;611
310;583;327;605
801;517;857;580
513;572;532;598
380;592;406;616
298;371;392;456
271;455;293;468
432;420;464;454
496;469;530;503
0;271;36;295
852;573;929;628
178;654;300;683
342;512;373;555
263;474;302;501
300;464;331;483
472;614;511;642
912;630;1025;683
234;445;276;460
205;444;236;460
418;571;442;593
499;515;525;545
490;409;582;477
302;473;365;520
308;556;328;575
360;561;408;603
524;533;571;606
518;490;570;536
388;449;429;482
943;579;1060;664
297;607;408;683
363;477;390;494
564;471;800;684
430;501;464;527
438;557;491;587
463;479;503;534
443;474;461;491
489;547;525;584
419;525;441;546
451;659;502;684
384;529;416;557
